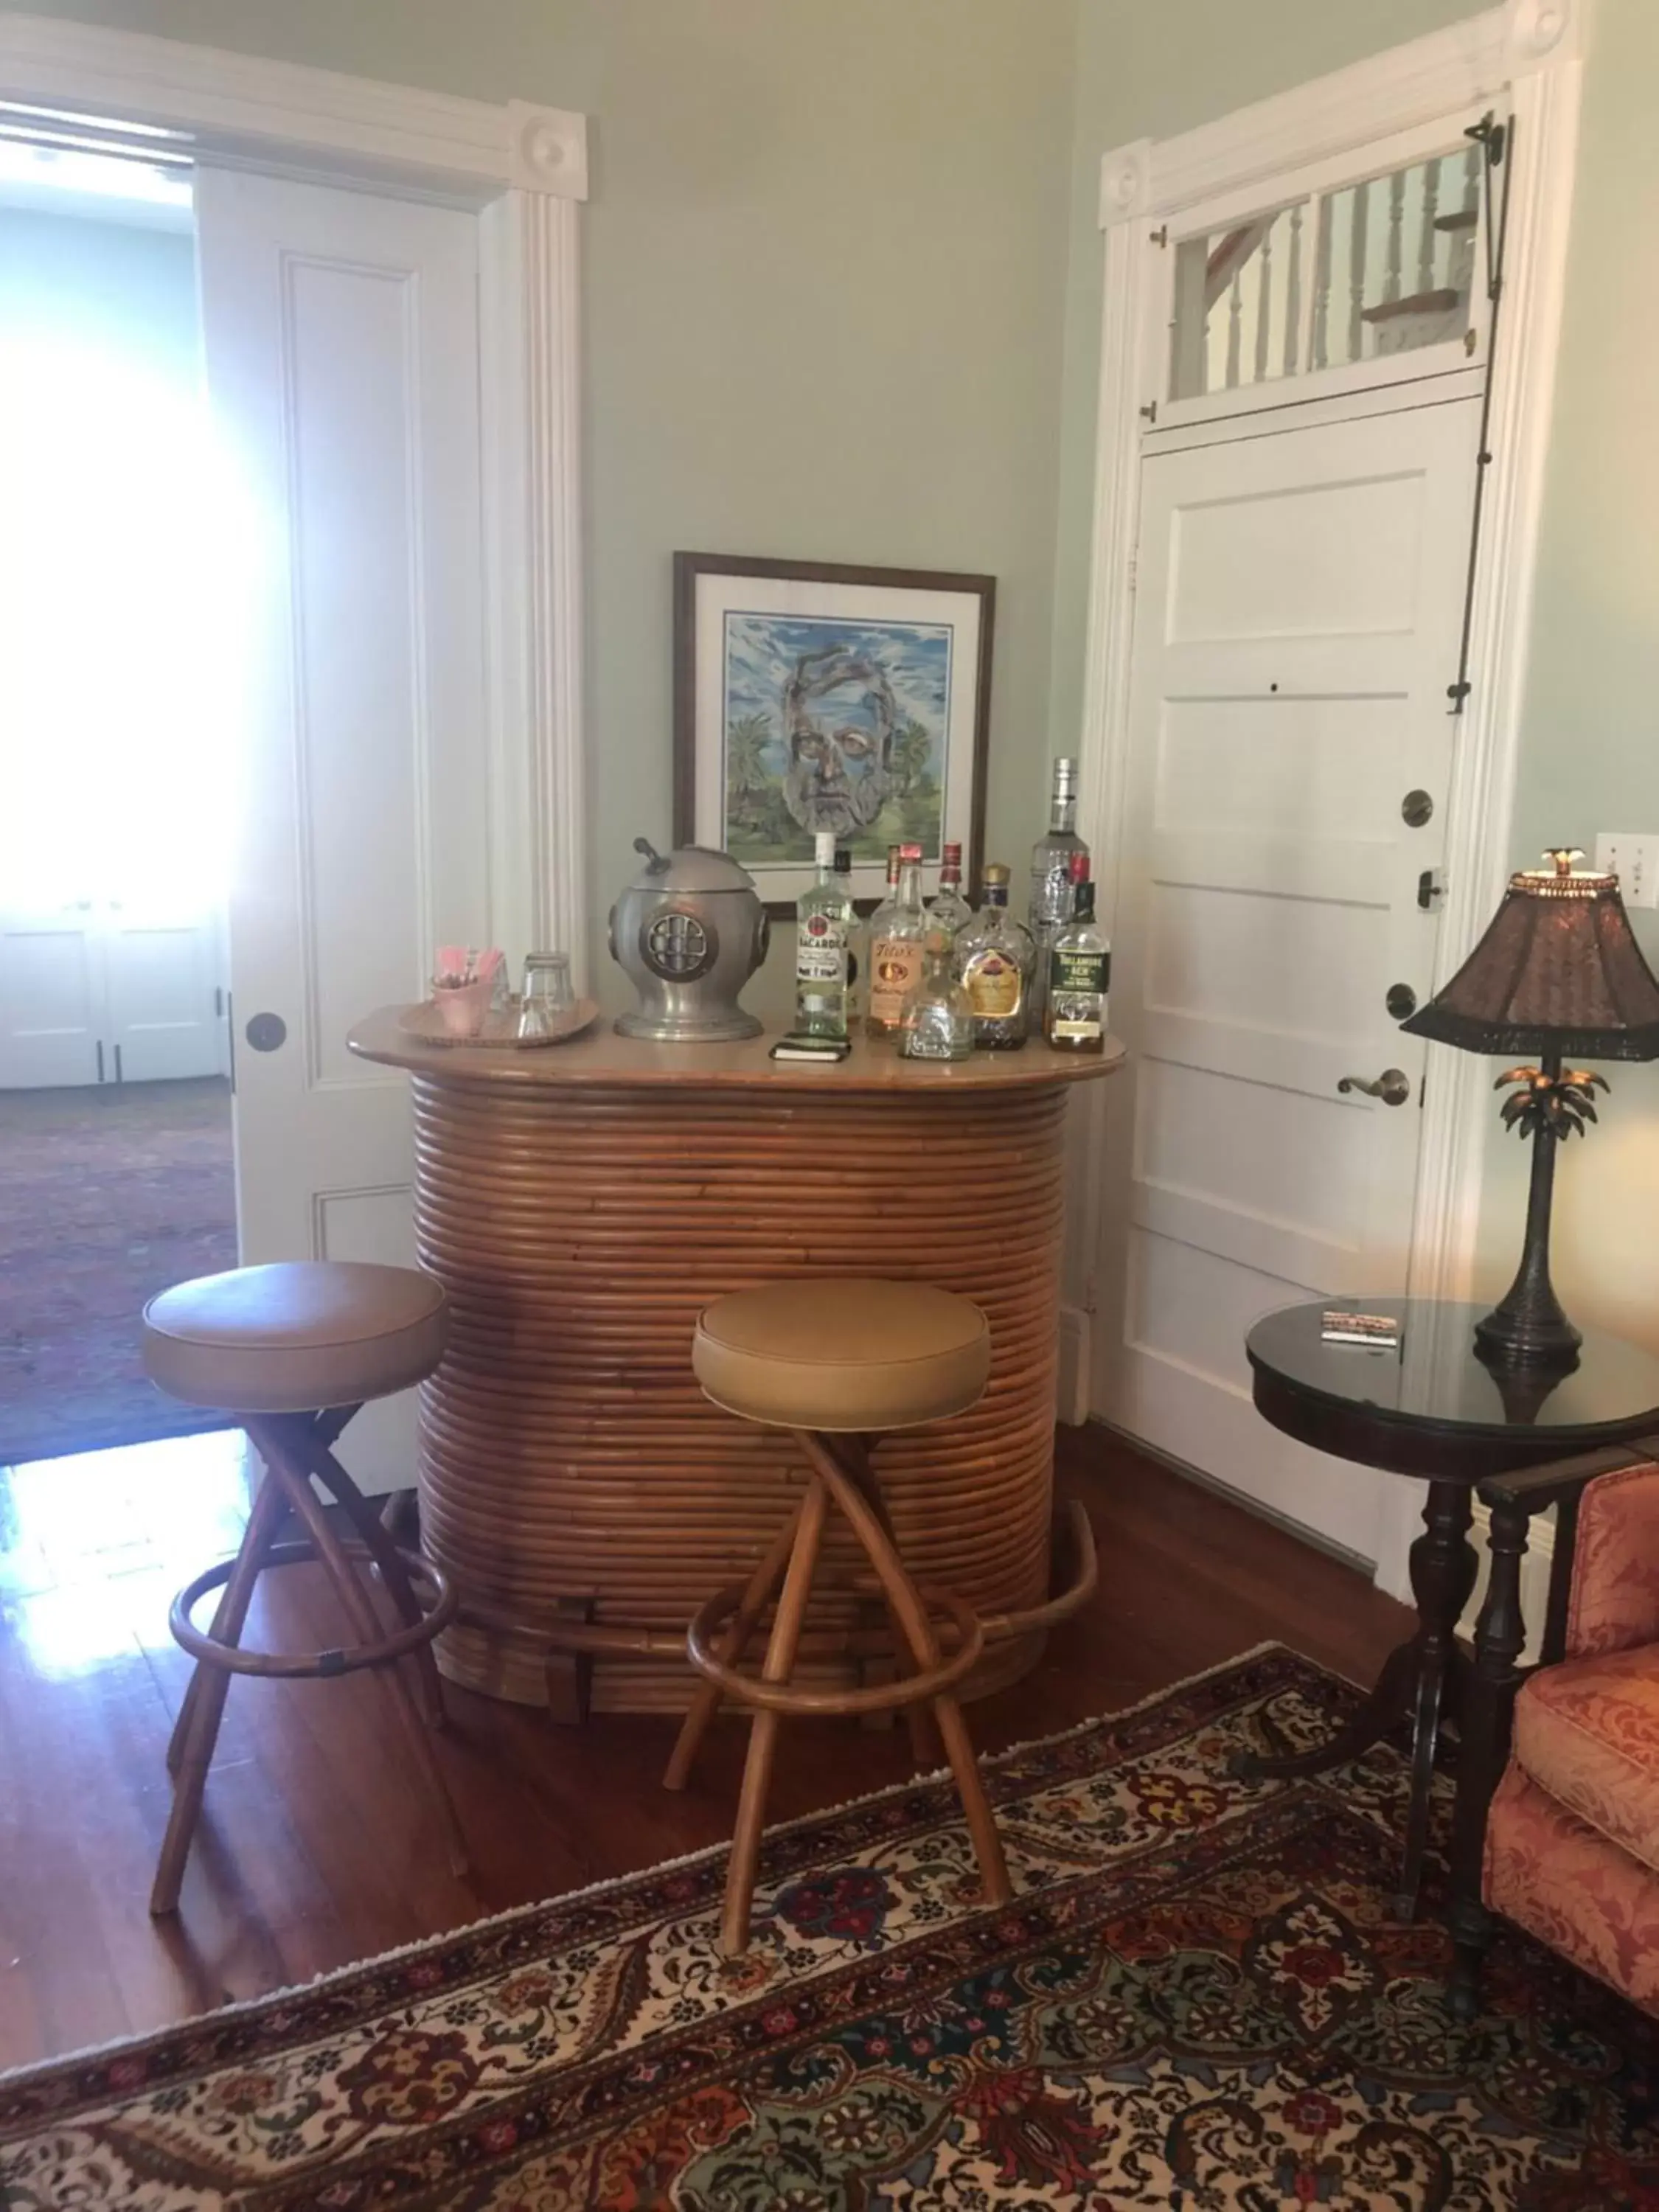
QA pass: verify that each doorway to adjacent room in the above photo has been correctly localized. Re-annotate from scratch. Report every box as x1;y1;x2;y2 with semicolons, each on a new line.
0;136;237;1465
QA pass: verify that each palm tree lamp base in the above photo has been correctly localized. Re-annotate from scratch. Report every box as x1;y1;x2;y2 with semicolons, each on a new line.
1471;1051;1595;1371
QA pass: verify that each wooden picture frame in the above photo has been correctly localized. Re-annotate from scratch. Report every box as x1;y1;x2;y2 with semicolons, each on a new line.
673;552;995;916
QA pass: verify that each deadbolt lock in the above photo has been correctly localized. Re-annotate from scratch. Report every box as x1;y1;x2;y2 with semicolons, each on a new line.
1402;789;1434;828
1386;982;1419;1021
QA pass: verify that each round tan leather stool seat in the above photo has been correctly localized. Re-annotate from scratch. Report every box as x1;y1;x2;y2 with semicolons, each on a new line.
142;1262;448;1413
693;1278;989;1434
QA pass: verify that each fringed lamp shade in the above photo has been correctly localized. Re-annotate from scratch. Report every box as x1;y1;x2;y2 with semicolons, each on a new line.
1403;862;1659;1059
1402;852;1659;1368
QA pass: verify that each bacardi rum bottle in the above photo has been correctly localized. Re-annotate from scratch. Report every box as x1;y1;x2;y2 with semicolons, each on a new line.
865;842;928;1041
1028;757;1088;1033
793;830;852;1040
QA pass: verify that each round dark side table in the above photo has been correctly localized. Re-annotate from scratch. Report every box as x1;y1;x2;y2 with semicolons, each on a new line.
1243;1296;1659;1921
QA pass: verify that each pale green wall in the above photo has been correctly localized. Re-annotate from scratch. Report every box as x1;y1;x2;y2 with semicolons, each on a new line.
18;0;1655;1326
1472;0;1659;1338
1049;0;1659;1337
18;0;1081;1017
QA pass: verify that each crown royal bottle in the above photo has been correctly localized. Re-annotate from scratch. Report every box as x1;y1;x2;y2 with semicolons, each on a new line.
956;863;1034;1050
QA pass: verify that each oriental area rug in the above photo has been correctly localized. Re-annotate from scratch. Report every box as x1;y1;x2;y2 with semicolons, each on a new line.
4;1647;1657;2210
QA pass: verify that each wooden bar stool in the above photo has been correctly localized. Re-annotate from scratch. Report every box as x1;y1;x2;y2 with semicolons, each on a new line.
665;1278;1013;1954
141;1261;467;1916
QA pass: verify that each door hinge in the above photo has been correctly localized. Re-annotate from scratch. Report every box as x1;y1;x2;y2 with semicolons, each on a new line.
227;992;237;1093
1127;550;1138;596
1150;223;1169;248
1139;399;1158;425
214;984;225;1018
114;1043;123;1085
96;1040;105;1085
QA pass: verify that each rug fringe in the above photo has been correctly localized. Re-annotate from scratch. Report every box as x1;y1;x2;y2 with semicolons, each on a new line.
0;1639;1303;2090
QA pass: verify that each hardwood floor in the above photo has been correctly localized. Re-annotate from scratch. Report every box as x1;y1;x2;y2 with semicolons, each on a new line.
0;1422;1411;2072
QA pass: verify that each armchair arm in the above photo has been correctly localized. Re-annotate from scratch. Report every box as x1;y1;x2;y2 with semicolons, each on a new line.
1450;1436;1659;1956
1480;1440;1659;1668
1479;1440;1659;1514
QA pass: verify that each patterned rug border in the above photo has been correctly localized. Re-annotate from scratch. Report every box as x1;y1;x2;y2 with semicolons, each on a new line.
0;1639;1343;2107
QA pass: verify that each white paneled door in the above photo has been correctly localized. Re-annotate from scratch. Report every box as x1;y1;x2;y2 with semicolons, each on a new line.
195;169;490;1491
0;902;224;1087
1096;397;1480;1565
0;905;105;1087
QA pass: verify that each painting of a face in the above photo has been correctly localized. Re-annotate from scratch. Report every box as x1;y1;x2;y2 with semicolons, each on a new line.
721;613;953;867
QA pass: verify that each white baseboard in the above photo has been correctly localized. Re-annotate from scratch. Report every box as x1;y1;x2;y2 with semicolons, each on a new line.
1458;1498;1554;1666
1057;1304;1092;1427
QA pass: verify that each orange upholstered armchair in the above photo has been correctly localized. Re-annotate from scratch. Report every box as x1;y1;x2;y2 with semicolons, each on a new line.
1450;1444;1659;2017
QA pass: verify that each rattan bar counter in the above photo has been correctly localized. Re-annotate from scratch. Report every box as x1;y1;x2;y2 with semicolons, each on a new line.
348;1009;1122;1716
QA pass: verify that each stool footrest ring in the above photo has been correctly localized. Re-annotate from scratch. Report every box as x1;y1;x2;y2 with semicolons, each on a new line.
169;1539;456;1679
686;1581;984;1718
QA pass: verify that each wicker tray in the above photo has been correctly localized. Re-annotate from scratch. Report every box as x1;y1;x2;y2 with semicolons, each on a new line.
397;997;599;1049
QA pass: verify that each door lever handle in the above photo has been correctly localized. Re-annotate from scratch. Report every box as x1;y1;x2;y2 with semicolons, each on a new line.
1338;1068;1411;1106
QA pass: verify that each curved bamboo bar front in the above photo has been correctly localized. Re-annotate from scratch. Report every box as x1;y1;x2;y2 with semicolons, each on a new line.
348;1012;1121;1714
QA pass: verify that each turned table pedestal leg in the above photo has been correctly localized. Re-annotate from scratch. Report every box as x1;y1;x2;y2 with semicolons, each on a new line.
1237;1477;1478;1919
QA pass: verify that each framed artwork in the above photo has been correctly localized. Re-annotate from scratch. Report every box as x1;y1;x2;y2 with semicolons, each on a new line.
673;552;995;914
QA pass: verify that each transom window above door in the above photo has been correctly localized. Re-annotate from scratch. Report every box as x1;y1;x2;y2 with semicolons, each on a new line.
1160;122;1495;426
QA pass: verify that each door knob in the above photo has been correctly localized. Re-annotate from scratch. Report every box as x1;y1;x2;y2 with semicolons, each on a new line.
1338;1068;1411;1106
245;1011;288;1052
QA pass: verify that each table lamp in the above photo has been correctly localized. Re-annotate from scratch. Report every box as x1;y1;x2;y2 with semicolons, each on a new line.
1402;849;1659;1368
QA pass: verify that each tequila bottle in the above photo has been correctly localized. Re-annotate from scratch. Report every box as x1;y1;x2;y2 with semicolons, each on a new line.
956;862;1034;1050
793;830;852;1040
900;941;974;1061
1028;757;1088;1033
865;842;928;1040
925;841;973;950
1043;862;1108;1054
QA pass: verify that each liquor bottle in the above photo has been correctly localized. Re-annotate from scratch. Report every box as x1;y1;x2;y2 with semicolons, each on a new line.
1043;856;1108;1054
900;940;974;1061
956;862;1034;1050
1027;757;1088;1033
851;844;896;1031
865;842;928;1040
836;847;859;1021
925;841;973;950
793;830;852;1040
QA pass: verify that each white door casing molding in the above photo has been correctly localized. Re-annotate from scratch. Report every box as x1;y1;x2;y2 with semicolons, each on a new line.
0;10;588;984
1072;0;1585;1597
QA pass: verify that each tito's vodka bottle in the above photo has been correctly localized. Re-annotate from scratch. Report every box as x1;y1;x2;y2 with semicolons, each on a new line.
1027;757;1088;1033
865;842;927;1041
794;830;852;1040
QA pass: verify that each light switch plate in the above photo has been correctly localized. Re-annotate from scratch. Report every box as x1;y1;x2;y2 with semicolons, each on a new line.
1595;832;1659;909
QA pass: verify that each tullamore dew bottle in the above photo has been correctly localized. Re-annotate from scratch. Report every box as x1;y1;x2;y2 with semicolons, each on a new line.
1043;856;1108;1053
